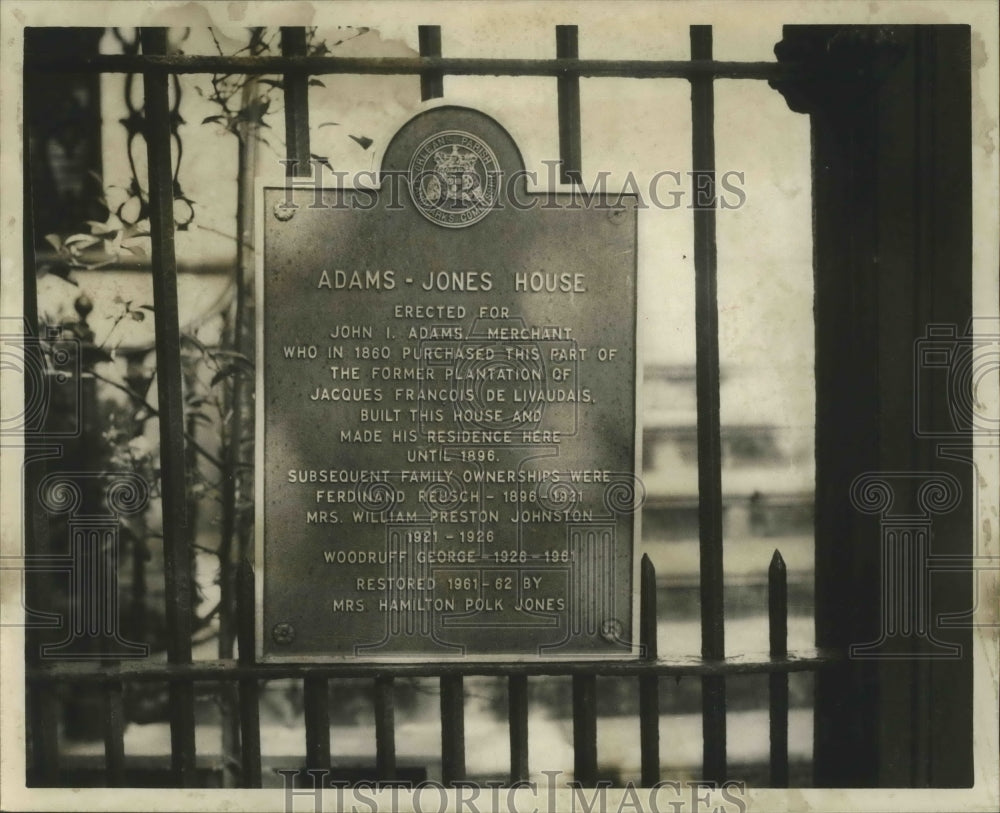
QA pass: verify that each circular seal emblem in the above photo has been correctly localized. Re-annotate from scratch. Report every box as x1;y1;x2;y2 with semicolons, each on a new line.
408;130;500;228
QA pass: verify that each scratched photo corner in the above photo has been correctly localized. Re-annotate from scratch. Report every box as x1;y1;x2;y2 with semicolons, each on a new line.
1;2;997;812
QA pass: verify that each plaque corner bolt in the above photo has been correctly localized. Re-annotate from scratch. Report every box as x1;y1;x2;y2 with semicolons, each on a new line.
600;618;625;642
272;621;296;644
273;202;297;222
607;205;627;224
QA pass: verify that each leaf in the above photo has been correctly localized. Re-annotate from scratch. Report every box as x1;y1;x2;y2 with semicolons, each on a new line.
209;352;255;386
138;304;155;311
181;333;209;355
86;217;122;236
43;234;63;252
318;121;339;128
209;363;240;387
237;97;272;127
209;350;255;373
308;78;325;87
201;114;226;125
129;310;145;322
350;134;374;150
64;233;102;249
209;349;252;361
123;225;151;240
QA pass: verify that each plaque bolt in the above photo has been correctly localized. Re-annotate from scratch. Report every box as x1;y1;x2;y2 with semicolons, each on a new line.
600;618;624;642
607;205;627;224
273;203;296;222
272;622;296;644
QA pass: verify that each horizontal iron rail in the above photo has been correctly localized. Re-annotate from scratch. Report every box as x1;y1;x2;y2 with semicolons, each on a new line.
25;53;801;80
29;650;841;684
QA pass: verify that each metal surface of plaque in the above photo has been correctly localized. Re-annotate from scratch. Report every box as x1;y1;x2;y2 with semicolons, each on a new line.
257;106;639;661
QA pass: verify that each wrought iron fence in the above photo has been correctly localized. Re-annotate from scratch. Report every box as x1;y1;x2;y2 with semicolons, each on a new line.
22;23;836;789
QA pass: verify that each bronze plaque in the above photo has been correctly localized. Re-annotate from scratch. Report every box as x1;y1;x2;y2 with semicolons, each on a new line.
257;107;639;660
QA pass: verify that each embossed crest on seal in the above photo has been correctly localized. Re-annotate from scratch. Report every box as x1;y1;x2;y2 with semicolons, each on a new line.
408;130;501;228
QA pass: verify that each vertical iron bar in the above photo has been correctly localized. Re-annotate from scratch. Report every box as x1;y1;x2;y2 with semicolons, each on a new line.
374;675;397;780
440;674;466;785
22;72;39;338
218;71;260;789
556;25;582;184
508;675;529;784
572;675;597;786
418;26;443;100
279;30;320;777
23;88;59;787
690;24;727;784
639;554;660;785
280;27;311;177
30;685;60;785
131;531;147;643
103;680;126;786
237;558;262;787
303;677;331;771
769;550;789;786
139;26;197;787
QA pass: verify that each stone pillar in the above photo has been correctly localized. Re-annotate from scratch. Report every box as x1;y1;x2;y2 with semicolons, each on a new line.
771;25;973;787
